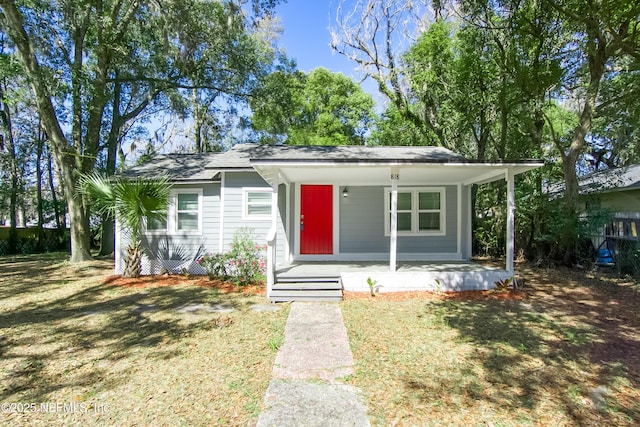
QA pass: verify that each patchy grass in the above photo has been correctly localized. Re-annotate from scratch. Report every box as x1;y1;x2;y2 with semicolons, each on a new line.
341;265;640;426
0;252;287;426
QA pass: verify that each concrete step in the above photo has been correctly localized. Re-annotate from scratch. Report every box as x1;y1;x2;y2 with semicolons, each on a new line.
272;281;343;291
268;289;343;303
276;276;341;283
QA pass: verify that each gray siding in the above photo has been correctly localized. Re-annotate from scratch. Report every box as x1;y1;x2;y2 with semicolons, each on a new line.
339;185;458;255
339;186;386;252
117;182;221;274
221;172;287;263
116;172;289;274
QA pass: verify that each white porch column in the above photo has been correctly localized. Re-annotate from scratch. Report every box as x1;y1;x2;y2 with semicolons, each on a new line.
390;167;399;272
218;172;226;253
506;168;515;274
266;173;279;298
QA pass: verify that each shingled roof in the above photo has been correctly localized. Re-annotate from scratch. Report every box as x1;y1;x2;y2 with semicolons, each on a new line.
205;143;467;168
122;143;541;181
546;164;640;196
121;152;222;181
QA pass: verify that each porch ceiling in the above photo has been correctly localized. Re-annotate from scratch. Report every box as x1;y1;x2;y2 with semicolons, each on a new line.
252;162;542;187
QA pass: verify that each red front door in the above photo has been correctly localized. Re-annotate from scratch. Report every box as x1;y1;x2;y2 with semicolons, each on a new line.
300;185;333;254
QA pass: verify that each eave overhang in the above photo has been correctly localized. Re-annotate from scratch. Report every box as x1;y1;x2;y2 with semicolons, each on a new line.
250;159;544;187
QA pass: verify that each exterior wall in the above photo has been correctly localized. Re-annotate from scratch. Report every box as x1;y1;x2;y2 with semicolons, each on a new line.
115;171;473;274
116;172;288;275
222;172;286;263
583;189;640;251
337;185;461;259
116;182;221;275
461;184;472;260
599;189;640;214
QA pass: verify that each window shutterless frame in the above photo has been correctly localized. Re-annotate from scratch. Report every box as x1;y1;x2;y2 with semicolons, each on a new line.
242;187;272;220
144;189;203;234
384;187;446;236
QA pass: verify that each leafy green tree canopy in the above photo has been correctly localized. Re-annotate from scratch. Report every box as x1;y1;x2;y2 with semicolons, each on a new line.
0;0;282;262
251;67;375;145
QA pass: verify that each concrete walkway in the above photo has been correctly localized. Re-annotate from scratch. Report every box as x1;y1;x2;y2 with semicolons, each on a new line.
257;302;370;427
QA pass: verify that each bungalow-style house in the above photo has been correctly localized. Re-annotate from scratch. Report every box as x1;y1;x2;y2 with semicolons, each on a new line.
118;144;542;301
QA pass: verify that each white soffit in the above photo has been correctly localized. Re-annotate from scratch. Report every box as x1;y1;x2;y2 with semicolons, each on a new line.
252;163;542;186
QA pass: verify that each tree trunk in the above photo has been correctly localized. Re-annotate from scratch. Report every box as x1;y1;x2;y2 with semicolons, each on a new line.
66;177;92;262
123;241;143;278
100;77;155;256
0;78;19;254
46;146;63;238
99;108;119;256
35;121;45;251
1;0;92;261
563;25;607;212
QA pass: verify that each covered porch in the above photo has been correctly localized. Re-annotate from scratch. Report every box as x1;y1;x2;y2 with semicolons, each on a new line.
247;145;542;300
276;261;512;293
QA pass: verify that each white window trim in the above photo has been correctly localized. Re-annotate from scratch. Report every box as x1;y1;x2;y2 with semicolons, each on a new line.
384;187;446;236
242;187;272;221
174;190;203;233
145;189;203;235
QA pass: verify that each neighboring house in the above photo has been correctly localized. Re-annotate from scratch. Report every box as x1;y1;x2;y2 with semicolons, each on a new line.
118;144;542;301
571;164;640;215
547;164;640;261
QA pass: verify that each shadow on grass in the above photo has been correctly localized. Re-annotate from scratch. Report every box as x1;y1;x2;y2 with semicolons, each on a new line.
0;263;262;403
0;252;110;301
413;268;640;425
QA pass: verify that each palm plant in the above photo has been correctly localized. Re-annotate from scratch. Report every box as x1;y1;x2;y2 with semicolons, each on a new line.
78;173;171;278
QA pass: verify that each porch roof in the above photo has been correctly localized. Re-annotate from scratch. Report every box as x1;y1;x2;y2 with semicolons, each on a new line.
251;159;543;186
238;144;542;186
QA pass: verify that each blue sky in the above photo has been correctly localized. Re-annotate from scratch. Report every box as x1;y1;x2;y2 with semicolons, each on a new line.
275;1;383;105
276;1;358;76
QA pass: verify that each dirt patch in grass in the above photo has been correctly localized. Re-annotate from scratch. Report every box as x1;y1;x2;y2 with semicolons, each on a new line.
341;264;640;426
0;252;286;426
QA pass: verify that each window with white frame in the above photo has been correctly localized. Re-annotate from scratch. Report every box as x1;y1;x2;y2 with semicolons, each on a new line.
243;188;272;220
144;190;202;233
176;192;200;231
384;187;445;235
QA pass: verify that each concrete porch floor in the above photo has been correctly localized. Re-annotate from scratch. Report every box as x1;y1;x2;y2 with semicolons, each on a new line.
275;261;513;292
276;261;505;278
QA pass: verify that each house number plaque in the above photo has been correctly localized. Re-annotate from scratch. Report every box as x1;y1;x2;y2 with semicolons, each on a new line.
390;173;400;180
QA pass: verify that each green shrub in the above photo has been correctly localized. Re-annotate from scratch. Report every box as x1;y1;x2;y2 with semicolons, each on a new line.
227;228;267;285
615;241;640;280
198;228;266;285
198;252;230;280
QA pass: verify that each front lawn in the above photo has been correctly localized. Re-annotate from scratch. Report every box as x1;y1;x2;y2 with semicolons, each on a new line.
0;253;287;426
341;266;640;426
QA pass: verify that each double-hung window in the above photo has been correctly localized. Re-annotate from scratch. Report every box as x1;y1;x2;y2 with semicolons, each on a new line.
176;193;200;231
243;188;272;220
144;189;202;233
385;187;445;236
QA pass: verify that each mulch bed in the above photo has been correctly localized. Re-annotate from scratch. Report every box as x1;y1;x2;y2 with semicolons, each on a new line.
102;274;266;295
103;274;524;301
343;289;524;301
